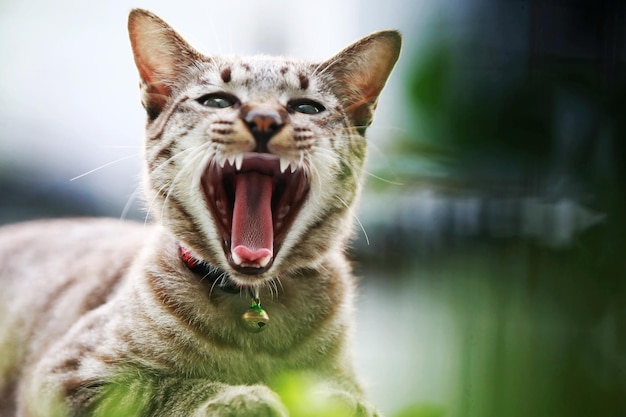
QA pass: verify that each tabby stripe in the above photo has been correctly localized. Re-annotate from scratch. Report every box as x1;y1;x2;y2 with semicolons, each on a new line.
146;268;237;350
210;138;233;145
220;67;232;83
146;95;189;141
298;73;309;90
149;145;174;171
160;192;216;255
211;129;233;135
285;206;345;267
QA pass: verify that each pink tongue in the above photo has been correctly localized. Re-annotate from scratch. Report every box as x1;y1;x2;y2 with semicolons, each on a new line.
231;172;274;267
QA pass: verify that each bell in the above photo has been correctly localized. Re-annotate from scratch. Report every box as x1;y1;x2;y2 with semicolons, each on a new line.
242;302;269;333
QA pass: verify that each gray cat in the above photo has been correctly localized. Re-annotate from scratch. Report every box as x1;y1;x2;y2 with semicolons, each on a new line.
0;9;401;417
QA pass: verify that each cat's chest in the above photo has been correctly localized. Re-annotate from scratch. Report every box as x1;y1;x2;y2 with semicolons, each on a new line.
80;294;329;385
80;247;340;382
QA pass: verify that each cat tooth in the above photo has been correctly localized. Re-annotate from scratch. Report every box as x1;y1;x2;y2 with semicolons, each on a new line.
278;205;290;220
258;255;271;268
279;157;290;174
234;154;243;171
289;162;297;173
227;155;236;167
231;252;243;266
218;157;226;169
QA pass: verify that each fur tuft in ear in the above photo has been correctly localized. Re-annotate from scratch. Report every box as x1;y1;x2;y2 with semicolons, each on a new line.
128;9;204;119
320;30;402;134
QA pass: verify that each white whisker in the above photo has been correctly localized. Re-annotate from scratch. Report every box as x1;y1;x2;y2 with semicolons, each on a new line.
99;145;142;149
120;186;142;221
208;270;228;299
275;276;284;293
364;171;404;186
336;196;370;245
145;181;169;226
69;154;139;181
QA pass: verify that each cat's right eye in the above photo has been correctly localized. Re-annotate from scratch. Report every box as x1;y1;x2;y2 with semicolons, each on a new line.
197;93;238;109
288;99;325;115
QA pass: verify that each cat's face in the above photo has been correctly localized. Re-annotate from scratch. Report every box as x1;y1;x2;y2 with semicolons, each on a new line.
128;9;400;287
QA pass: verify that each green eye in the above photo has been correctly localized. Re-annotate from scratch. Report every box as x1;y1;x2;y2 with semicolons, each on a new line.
289;99;325;115
198;93;237;108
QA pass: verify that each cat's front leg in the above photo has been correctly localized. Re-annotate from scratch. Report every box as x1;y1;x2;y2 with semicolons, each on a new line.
82;377;289;417
327;391;382;417
304;380;383;417
194;384;287;417
197;383;379;417
21;360;288;417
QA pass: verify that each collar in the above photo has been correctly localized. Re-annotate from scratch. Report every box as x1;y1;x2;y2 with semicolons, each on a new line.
179;246;239;294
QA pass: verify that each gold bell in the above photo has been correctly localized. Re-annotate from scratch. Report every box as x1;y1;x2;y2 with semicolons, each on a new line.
242;301;269;333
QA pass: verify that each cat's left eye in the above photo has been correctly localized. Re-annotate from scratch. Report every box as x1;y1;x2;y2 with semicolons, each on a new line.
197;93;237;109
288;99;325;115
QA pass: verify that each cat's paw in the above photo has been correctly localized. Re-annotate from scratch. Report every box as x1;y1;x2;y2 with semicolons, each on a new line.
313;386;383;417
195;385;288;417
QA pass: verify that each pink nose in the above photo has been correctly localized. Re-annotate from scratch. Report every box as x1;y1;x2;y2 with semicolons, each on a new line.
243;107;283;134
240;105;287;152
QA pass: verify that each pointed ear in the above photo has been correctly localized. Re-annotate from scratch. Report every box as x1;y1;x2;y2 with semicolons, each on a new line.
320;30;401;133
128;9;203;119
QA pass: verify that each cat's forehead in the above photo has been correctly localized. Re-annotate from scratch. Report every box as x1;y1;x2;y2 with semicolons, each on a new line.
196;55;321;95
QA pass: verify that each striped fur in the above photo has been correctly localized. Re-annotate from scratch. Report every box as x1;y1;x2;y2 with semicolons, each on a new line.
0;9;400;417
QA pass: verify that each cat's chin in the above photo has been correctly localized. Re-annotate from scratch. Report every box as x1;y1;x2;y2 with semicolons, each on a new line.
201;152;310;276
180;245;267;290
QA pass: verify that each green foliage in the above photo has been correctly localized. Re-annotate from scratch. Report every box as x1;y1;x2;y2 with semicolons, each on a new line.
393;404;447;417
272;371;356;417
92;380;148;417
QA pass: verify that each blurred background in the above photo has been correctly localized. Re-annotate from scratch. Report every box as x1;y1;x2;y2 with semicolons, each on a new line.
1;0;624;416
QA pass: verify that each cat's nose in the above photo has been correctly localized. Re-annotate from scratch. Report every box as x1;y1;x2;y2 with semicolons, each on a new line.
241;105;285;152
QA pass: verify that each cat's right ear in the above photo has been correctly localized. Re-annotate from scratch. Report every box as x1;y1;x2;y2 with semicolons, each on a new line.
319;30;401;134
128;9;202;119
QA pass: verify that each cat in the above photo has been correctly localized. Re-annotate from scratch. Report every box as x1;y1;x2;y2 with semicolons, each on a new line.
0;8;400;417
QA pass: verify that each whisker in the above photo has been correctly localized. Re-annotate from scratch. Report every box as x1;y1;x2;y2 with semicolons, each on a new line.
150;143;200;174
69;154;139;181
208;269;228;299
99;145;142;149
152;143;209;223
190;143;214;193
336;196;370;245
120;185;142;221
364;124;410;135
145;181;169;226
364;171;404;186
264;280;274;300
311;55;343;78
161;156;198;221
310;138;404;188
275;276;284;293
270;278;280;300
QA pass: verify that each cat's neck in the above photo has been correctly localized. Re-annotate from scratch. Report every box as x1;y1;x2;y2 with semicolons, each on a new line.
131;226;354;353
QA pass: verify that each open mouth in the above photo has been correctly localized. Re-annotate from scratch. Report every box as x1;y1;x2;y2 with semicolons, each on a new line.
202;153;310;275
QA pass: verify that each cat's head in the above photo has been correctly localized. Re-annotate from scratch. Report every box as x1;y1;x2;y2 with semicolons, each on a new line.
128;9;400;287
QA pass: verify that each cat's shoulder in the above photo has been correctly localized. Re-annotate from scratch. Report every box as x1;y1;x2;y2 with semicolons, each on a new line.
0;217;148;239
0;218;151;268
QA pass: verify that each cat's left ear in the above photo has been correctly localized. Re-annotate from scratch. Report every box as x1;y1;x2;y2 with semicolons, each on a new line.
320;30;401;133
128;9;203;119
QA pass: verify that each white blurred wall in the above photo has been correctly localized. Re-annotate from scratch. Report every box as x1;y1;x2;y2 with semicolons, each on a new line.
0;0;430;210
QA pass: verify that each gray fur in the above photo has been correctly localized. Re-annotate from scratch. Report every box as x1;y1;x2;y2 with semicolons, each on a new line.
0;9;400;416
